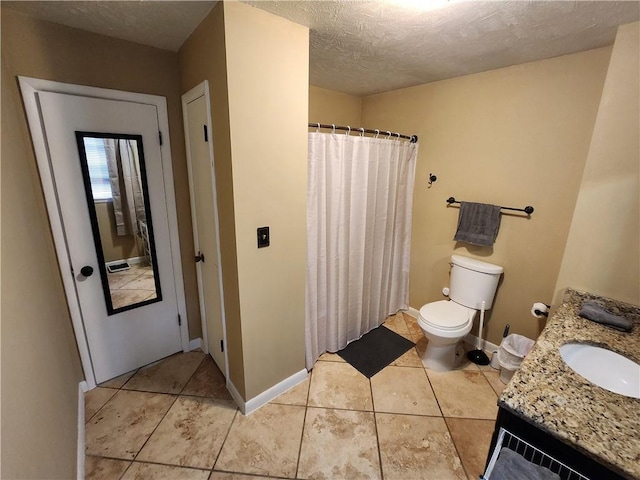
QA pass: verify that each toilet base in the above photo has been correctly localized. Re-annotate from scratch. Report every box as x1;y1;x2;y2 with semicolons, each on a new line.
420;342;460;371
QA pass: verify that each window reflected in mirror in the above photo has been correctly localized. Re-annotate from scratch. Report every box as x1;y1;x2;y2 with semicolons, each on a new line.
76;132;162;314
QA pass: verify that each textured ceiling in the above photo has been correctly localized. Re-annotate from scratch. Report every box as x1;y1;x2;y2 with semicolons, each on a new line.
2;1;217;52
3;1;639;96
247;0;640;95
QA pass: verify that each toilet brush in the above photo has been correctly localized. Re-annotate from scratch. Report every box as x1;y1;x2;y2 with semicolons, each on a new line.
467;301;490;365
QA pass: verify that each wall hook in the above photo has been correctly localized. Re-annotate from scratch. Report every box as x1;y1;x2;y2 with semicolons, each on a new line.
428;173;437;187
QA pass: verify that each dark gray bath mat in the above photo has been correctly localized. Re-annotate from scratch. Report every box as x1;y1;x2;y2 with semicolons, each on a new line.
337;326;415;378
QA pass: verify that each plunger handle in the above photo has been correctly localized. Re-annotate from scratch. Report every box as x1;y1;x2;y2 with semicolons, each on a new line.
477;301;486;350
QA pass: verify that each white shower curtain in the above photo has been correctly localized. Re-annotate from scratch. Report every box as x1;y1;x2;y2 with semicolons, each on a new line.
305;132;418;370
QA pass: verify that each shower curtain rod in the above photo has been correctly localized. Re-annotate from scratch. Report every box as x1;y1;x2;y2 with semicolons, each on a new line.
309;122;418;143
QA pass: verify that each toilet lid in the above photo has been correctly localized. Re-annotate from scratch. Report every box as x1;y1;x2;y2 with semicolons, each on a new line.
419;301;474;330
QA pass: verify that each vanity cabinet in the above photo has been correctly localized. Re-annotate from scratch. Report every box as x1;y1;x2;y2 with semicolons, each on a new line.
484;289;640;480
484;407;627;480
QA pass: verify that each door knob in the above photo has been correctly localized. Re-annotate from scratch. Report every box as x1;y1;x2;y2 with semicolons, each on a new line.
80;266;94;277
195;252;205;263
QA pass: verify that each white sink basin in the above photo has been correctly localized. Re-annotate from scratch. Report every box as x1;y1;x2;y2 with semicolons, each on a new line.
559;343;640;399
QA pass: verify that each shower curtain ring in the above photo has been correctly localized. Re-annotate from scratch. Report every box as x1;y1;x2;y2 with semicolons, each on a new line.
386;131;391;139
359;127;365;137
346;126;351;136
375;129;380;138
396;132;401;139
316;123;321;133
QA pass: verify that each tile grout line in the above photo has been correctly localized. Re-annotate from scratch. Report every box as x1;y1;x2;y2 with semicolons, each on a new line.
369;376;385;480
424;362;497;480
129;392;180;464
83;387;119;425
420;356;482;480
369;313;412;480
114;368;139;391
121;354;205;465
84;370;137;478
177;354;207;396
479;368;505;397
212;467;291;479
443;417;474;480
293;369;313;479
111;457;212;474
210;408;240;474
305;403;496;422
108;368;140;480
420;367;445;418
117;461;132;480
178;392;237;403
181;355;239;473
421;364;499;414
121;356;236;474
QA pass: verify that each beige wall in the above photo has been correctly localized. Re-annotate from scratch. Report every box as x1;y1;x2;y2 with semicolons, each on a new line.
224;2;309;400
1;10;205;476
95;202;141;263
180;2;309;400
309;85;362;126
1;8;203;340
554;23;640;305
362;48;611;345
1;56;84;479
179;2;246;396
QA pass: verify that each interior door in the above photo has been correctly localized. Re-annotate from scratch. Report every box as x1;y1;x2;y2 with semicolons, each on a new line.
38;92;182;383
185;93;226;372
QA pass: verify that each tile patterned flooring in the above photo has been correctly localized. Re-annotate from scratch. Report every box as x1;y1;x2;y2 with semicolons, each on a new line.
107;263;157;309
85;312;504;480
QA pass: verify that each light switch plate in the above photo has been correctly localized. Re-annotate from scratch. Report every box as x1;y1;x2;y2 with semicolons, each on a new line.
257;226;270;248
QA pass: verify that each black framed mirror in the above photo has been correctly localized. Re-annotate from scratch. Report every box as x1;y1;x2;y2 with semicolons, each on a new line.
75;132;162;315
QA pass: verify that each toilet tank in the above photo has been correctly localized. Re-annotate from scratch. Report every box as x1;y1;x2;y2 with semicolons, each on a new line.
449;255;503;310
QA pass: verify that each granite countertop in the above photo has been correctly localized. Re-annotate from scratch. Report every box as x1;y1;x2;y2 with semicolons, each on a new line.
499;288;640;480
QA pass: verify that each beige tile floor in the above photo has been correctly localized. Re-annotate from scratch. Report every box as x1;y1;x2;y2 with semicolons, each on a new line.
107;263;157;309
85;312;504;480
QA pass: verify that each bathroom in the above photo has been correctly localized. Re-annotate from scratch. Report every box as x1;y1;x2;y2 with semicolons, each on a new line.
310;52;610;348
2;1;638;478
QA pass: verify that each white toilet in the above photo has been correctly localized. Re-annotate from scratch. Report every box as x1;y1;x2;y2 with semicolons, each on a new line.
418;255;503;371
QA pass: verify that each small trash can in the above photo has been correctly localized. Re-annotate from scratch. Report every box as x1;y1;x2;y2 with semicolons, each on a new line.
497;334;534;384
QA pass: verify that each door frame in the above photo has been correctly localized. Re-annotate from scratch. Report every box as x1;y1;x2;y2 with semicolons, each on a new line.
181;81;228;380
19;76;189;389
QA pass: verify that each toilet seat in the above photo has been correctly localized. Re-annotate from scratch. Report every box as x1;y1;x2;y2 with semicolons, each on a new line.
418;300;474;330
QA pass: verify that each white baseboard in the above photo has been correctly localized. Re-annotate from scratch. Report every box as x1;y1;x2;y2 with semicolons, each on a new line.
227;379;246;414
464;333;500;353
188;337;202;352
77;381;88;480
227;369;308;416
404;306;420;319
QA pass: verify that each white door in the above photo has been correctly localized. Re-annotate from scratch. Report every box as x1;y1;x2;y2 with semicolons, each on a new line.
184;90;226;373
38;92;182;383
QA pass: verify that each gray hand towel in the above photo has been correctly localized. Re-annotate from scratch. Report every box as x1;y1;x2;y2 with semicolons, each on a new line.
490;448;561;480
579;302;633;332
453;202;502;247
